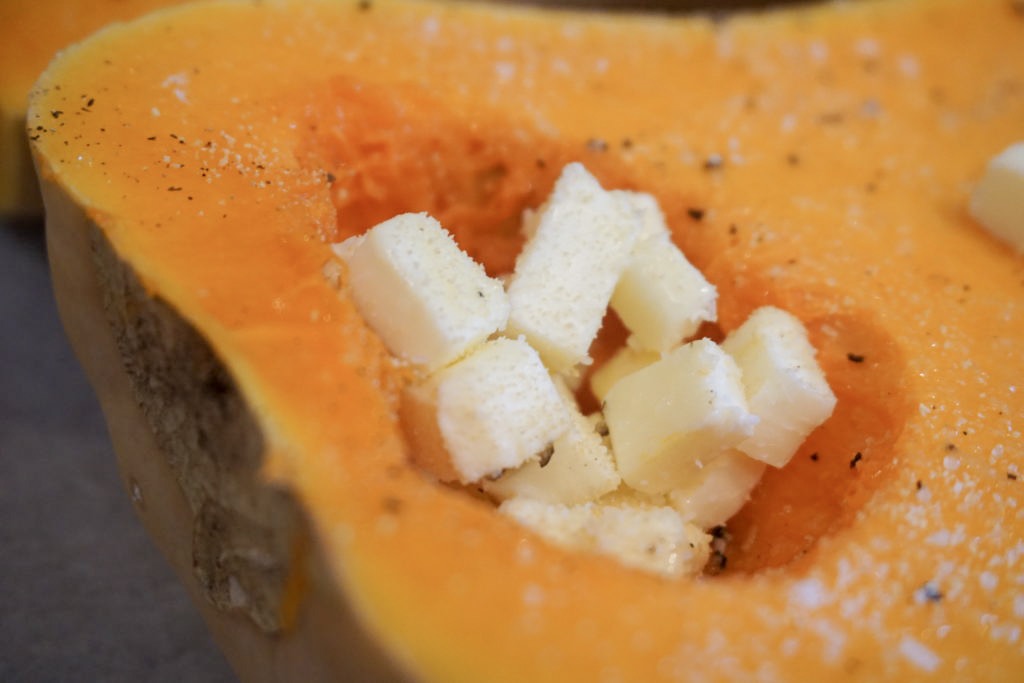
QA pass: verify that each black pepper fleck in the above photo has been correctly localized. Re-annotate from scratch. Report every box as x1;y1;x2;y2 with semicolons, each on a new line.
850;452;863;469
847;352;865;363
50;110;63;119
918;582;944;603
704;154;724;170
713;552;728;571
1009;472;1019;481
810;453;819;462
707;525;731;575
916;480;923;490
167;186;183;192
538;443;555;468
687;208;705;221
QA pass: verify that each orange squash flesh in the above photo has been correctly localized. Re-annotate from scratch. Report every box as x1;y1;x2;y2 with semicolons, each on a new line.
29;0;1024;680
0;0;192;214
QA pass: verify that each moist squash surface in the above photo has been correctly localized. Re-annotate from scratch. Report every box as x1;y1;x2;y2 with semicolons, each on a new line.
1;0;191;214
29;0;1024;680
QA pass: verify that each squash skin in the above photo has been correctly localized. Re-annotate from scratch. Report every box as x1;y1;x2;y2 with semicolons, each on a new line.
29;0;1024;681
42;179;409;681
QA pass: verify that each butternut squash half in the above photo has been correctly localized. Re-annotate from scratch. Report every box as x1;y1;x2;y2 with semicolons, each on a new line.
29;0;1024;680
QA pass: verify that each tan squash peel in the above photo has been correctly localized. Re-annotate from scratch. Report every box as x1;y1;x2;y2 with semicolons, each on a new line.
29;0;1024;680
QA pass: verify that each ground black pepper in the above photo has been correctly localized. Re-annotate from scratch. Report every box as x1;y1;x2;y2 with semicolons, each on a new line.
918;582;943;603
538;443;555;468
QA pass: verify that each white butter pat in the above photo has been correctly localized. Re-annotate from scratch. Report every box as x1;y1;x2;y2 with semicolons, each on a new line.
589;345;659;404
505;163;639;373
401;337;570;484
334;212;509;371
500;498;711;578
668;449;766;529
969;142;1024;251
721;306;836;468
484;378;620;505
610;190;667;242
610;192;717;352
603;339;758;495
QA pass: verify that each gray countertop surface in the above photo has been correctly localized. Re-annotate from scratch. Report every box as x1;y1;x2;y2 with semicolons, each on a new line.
0;219;235;682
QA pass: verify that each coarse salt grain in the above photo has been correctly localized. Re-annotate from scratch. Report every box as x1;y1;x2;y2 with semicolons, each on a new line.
899;636;940;672
790;577;829;609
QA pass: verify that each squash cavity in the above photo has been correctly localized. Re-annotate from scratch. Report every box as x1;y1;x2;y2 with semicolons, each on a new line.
296;76;910;575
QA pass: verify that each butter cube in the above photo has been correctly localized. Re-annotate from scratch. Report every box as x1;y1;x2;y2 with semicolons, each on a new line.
969;142;1024;251
668;449;766;529
609;191;717;353
505;163;639;373
603;339;757;495
611;236;718;353
721;306;836;468
483;377;620;505
499;498;711;578
334;212;509;371
401;337;570;484
589;345;659;404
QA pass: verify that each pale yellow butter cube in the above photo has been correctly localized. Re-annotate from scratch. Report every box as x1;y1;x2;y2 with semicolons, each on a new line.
668;449;766;529
499;498;710;578
969;142;1024;251
484;377;620;505
592;504;711;578
609;190;667;242
612;235;718;353
334;212;509;371
603;339;757;495
589;345;659;404
609;191;717;353
721;306;836;468
401;337;570;484
505;163;639;373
